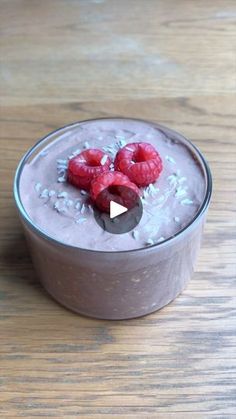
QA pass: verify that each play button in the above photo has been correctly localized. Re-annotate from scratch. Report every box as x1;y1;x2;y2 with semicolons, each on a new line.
93;185;143;234
110;201;128;219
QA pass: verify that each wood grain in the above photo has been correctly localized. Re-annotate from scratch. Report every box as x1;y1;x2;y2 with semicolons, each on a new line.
0;0;236;417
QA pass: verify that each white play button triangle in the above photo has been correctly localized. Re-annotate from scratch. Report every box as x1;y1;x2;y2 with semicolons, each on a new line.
94;185;143;234
110;201;128;219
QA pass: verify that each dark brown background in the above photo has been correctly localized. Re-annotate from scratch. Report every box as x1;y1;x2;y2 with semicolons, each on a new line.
0;0;236;417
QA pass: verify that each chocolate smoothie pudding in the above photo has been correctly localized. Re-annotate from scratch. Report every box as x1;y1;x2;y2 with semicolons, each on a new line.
19;119;205;251
14;118;212;319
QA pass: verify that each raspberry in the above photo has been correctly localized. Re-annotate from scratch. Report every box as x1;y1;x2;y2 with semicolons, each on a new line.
67;149;111;190
90;171;140;213
114;142;163;187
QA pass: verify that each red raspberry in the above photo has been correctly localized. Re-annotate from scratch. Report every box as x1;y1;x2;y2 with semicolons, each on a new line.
90;171;140;213
67;149;111;190
114;142;163;187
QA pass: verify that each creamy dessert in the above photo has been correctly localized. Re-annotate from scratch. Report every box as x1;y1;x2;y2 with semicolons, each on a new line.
15;118;212;319
19;118;205;251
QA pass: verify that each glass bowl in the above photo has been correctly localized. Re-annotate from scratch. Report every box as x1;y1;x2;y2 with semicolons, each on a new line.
14;118;212;320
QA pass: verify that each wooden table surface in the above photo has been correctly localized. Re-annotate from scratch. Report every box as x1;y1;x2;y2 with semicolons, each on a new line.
1;0;236;417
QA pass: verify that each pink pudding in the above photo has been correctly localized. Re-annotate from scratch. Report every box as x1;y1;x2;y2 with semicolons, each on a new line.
14;118;212;319
19;118;205;251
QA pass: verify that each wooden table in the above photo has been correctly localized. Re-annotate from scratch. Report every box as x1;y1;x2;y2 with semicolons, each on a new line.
1;1;236;417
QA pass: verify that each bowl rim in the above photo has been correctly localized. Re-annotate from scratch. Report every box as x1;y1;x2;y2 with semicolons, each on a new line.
13;117;212;255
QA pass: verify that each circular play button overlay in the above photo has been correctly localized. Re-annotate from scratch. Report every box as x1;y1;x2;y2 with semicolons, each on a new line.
93;185;143;234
